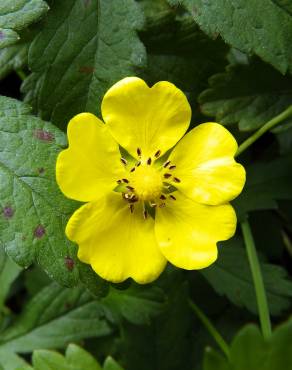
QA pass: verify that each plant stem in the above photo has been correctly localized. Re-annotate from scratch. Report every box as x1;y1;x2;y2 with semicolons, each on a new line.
16;69;27;81
241;220;272;340
189;299;230;358
236;105;292;157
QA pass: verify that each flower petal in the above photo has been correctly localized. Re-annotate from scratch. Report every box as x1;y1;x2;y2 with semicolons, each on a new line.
56;113;126;202
101;77;191;160
155;191;236;269
66;192;166;283
168;122;246;205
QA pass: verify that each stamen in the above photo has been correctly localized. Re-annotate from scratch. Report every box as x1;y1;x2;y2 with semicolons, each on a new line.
136;161;141;167
170;195;176;200
128;195;138;203
163;160;171;168
149;202;157;208
160;194;166;200
173;177;181;183
130;204;134;213
126;185;135;191
164;173;172;179
130;167;136;172
117;179;122;184
122;178;129;183
169;165;176;170
155;150;161;158
137;148;142;157
159;203;166;208
120;158;127;165
147;157;152;165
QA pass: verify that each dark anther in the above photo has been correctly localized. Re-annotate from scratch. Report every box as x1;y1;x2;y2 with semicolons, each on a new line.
126;185;135;191
159;203;166;208
130;167;136;172
117;179;122;184
136;161;141;167
122;178;129;183
160;194;166;200
137;148;142;157
173;177;181;183
120;158;127;165
147;157;152;165
128;195;138;203
164;173;172;179
143;210;148;219
130;204;134;213
163;160;171;168
169;165;176;170
155;150;161;158
170;195;176;200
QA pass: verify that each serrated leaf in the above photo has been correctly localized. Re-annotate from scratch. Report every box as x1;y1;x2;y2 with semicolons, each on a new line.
0;0;49;48
201;238;292;316
22;0;146;129
0;283;112;353
198;60;292;131
102;284;165;325
0;95;109;293
170;0;292;74
234;155;292;218
32;344;102;370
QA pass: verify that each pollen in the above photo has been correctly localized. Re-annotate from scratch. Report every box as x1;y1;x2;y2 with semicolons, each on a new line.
130;165;163;201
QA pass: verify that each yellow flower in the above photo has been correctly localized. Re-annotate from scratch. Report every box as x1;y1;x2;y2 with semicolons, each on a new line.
56;77;246;284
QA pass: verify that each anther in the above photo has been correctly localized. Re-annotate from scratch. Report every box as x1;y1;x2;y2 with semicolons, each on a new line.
147;157;152;165
173;177;181;183
155;150;161;158
130;167;136;172
137;148;142;157
130;204;134;213
128;195;138;203
164;173;172;179
149;202;157;208
169;165;176;170
170;195;176;200
126;185;135;191
163;160;171;168
160;195;166;200
117;179;122;184
136;161;141;167
159;203;166;208
120;158;127;165
122;178;129;183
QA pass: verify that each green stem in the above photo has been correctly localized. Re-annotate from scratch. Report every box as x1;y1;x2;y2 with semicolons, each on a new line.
16;69;27;81
241;220;272;340
236;105;292;157
189;299;230;358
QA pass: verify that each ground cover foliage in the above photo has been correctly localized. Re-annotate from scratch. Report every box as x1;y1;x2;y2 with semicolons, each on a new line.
1;0;292;369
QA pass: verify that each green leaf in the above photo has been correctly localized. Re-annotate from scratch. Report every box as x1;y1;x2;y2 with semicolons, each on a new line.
0;246;22;310
0;351;32;370
32;344;102;370
0;283;112;353
198;60;292;131
22;0;146;129
0;41;28;79
0;0;49;48
169;0;292;74
234;155;292;218
102;284;165;325
103;357;124;370
203;348;229;370
201;238;292;316
0;95;109;292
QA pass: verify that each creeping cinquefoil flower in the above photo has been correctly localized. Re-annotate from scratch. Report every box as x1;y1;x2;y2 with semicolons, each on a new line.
56;77;245;284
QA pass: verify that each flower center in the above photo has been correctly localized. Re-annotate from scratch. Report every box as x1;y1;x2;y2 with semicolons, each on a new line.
130;165;163;201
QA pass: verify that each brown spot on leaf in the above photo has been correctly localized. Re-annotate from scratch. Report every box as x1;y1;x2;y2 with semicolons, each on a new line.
78;65;95;74
3;206;14;219
64;256;75;271
34;129;54;142
34;224;46;238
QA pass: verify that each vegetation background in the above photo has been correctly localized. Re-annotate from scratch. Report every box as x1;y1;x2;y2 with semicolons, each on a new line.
1;0;292;369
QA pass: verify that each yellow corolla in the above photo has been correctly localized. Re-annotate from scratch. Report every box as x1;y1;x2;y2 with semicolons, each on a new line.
56;77;246;284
